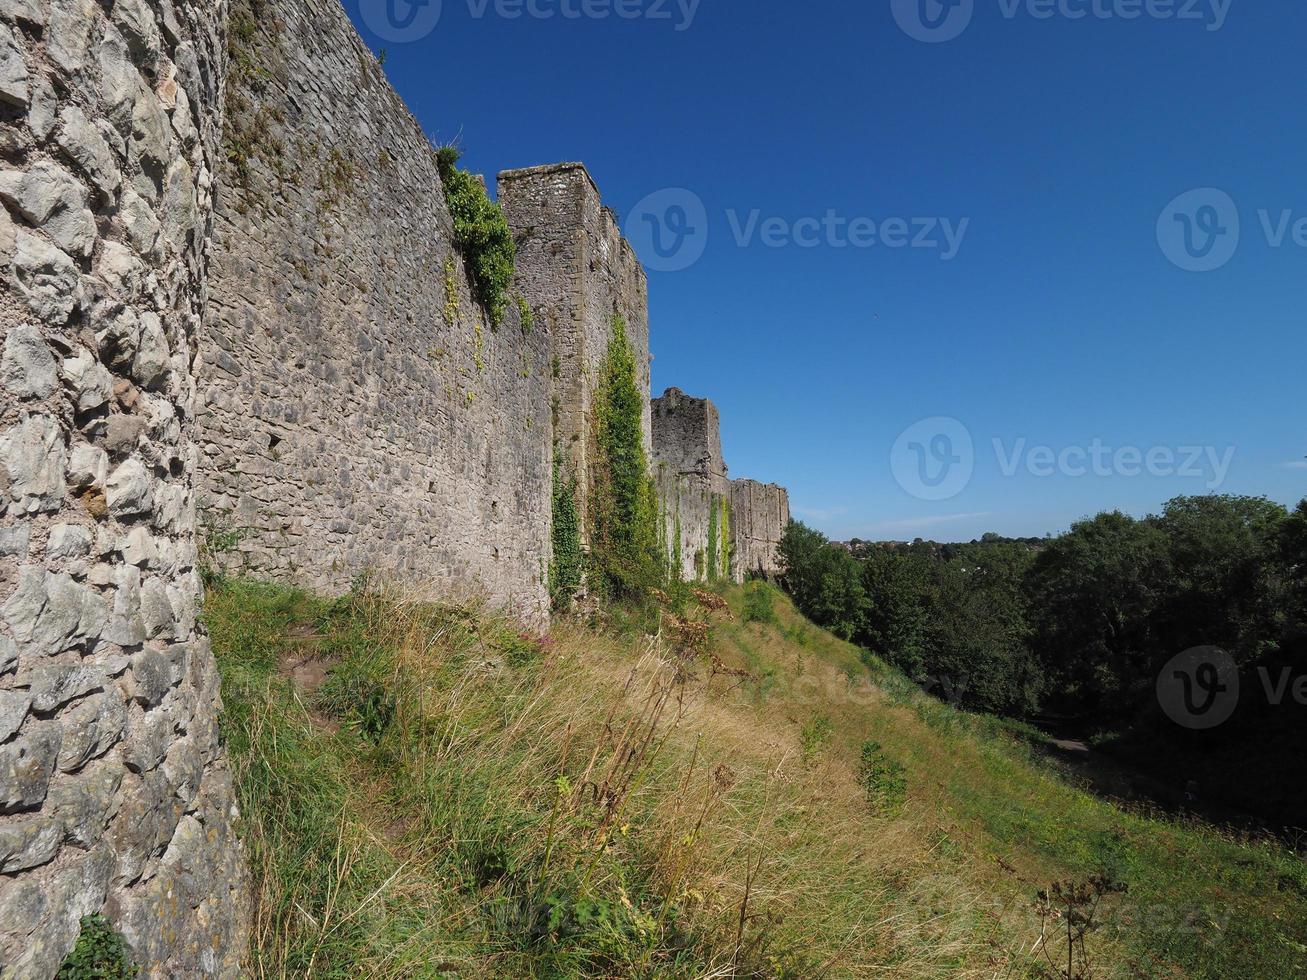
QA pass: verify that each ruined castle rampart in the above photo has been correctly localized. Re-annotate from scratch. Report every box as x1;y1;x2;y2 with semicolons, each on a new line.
653;388;788;583
198;0;553;622
1;0;789;973
499;163;652;541
0;0;248;973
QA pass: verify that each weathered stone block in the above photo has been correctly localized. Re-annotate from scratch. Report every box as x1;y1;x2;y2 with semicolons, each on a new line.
0;23;29;108
3;567;107;658
2;324;58;400
0;726;61;812
0;814;61;873
47;762;123;847
48;524;94;559
62;348;114;410
0;162;96;256
1;415;67;514
56;685;127;772
10;230;79;322
0;689;31;742
56;106;122;197
106;457;154;517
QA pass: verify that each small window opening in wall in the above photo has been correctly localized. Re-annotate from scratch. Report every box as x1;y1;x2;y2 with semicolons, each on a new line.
268;434;282;451
493;547;501;560
491;500;499;515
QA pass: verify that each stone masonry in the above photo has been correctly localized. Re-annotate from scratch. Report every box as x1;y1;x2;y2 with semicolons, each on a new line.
730;478;790;580
0;0;249;975
653;388;788;583
1;0;790;972
197;0;553;622
499;163;652;545
653;388;730;582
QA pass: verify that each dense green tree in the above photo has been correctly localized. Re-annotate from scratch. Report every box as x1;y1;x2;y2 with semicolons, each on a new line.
918;542;1040;716
1025;511;1171;716
1151;495;1289;664
777;522;865;640
858;548;930;677
1280;499;1307;632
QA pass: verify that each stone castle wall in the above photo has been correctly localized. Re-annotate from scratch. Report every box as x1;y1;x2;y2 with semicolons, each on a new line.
652;388;788;583
0;0;791;971
652;388;729;582
0;0;248;974
730;479;790;580
197;0;553;622
498;163;651;542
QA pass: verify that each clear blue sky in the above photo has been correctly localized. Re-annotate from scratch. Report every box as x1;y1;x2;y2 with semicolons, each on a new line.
347;0;1305;542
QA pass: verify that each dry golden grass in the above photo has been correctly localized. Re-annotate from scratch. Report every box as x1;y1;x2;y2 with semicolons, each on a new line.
212;579;1307;979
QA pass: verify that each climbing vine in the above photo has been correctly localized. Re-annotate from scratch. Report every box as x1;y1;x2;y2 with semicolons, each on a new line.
706;495;719;583
720;496;732;581
550;451;583;611
435;145;515;328
588;315;664;599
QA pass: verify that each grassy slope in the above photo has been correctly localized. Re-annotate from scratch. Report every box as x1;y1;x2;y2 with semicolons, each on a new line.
208;579;1307;978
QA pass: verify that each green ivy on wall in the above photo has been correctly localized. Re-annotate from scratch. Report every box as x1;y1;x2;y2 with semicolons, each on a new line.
720;496;733;581
550;451;583;611
588;315;665;600
435;145;515;328
706;495;720;583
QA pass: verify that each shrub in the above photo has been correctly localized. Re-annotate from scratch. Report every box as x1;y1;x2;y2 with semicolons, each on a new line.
742;581;776;624
435;145;515;328
800;714;835;761
857;740;907;816
57;915;137;979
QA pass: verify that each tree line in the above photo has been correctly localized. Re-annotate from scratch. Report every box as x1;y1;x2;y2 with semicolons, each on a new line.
778;495;1307;825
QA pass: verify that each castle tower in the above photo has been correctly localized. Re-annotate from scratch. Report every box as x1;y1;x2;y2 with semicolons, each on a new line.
652;389;732;582
498;164;652;542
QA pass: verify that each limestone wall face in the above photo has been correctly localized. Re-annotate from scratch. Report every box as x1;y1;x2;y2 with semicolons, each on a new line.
0;0;248;975
730;479;790;580
198;0;552;622
652;388;788;582
498;163;651;541
652;388;727;581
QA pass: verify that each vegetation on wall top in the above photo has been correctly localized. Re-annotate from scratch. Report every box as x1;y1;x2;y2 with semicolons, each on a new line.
436;145;516;328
